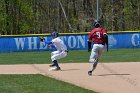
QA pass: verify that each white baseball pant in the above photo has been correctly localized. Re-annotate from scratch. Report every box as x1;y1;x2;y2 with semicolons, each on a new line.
51;51;67;61
89;44;105;63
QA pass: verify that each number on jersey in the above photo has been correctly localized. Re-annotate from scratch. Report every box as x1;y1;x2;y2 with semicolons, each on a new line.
96;32;101;38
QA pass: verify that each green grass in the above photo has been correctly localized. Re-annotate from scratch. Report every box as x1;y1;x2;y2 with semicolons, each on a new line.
100;48;140;62
0;48;139;93
0;74;97;93
0;48;140;64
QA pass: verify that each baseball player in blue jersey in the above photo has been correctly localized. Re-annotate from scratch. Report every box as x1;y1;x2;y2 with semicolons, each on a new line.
40;31;68;71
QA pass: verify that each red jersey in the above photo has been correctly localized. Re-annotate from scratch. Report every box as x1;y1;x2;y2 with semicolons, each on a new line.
88;28;107;45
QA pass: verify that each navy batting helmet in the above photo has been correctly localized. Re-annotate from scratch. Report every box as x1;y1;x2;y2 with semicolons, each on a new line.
51;31;59;37
94;20;100;28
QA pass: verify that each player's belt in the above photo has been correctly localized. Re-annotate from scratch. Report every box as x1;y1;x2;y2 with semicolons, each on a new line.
95;43;105;45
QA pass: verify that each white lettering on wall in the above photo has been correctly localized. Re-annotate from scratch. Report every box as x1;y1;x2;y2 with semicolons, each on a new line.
14;38;25;50
28;37;37;50
68;36;76;48
131;34;139;46
14;35;86;51
77;36;85;48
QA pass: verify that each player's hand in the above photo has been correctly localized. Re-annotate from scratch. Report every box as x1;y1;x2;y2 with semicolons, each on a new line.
48;44;52;46
40;37;45;42
88;48;91;52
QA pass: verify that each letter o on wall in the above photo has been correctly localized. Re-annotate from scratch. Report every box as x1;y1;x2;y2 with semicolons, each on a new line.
131;34;139;46
68;36;76;48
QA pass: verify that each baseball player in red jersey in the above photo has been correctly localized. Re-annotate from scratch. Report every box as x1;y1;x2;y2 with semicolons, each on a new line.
87;20;108;76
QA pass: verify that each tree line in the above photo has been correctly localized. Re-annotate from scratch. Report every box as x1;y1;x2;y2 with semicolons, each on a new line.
0;0;139;35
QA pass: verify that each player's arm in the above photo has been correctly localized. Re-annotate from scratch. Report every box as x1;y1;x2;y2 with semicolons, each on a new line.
44;40;53;46
103;33;108;52
87;32;93;52
44;40;56;49
40;37;55;48
88;40;92;52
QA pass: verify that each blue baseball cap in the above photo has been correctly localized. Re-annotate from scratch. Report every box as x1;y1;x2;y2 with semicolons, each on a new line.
50;31;59;37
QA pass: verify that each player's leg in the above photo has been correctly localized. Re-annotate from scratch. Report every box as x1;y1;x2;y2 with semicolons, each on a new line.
88;44;99;75
50;51;60;67
88;45;105;75
52;60;61;70
51;51;67;70
51;51;67;60
88;58;99;76
90;58;98;71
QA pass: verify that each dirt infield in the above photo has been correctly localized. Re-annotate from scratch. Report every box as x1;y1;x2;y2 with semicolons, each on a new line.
0;62;140;93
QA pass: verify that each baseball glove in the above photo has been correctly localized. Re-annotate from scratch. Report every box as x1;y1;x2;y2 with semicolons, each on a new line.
40;37;45;42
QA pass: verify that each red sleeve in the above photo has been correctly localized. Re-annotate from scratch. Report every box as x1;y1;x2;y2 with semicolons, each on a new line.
88;30;94;42
102;28;107;35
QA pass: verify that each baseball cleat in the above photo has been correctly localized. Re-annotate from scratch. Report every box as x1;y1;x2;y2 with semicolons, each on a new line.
49;64;55;67
55;67;61;71
88;71;92;76
48;67;61;71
